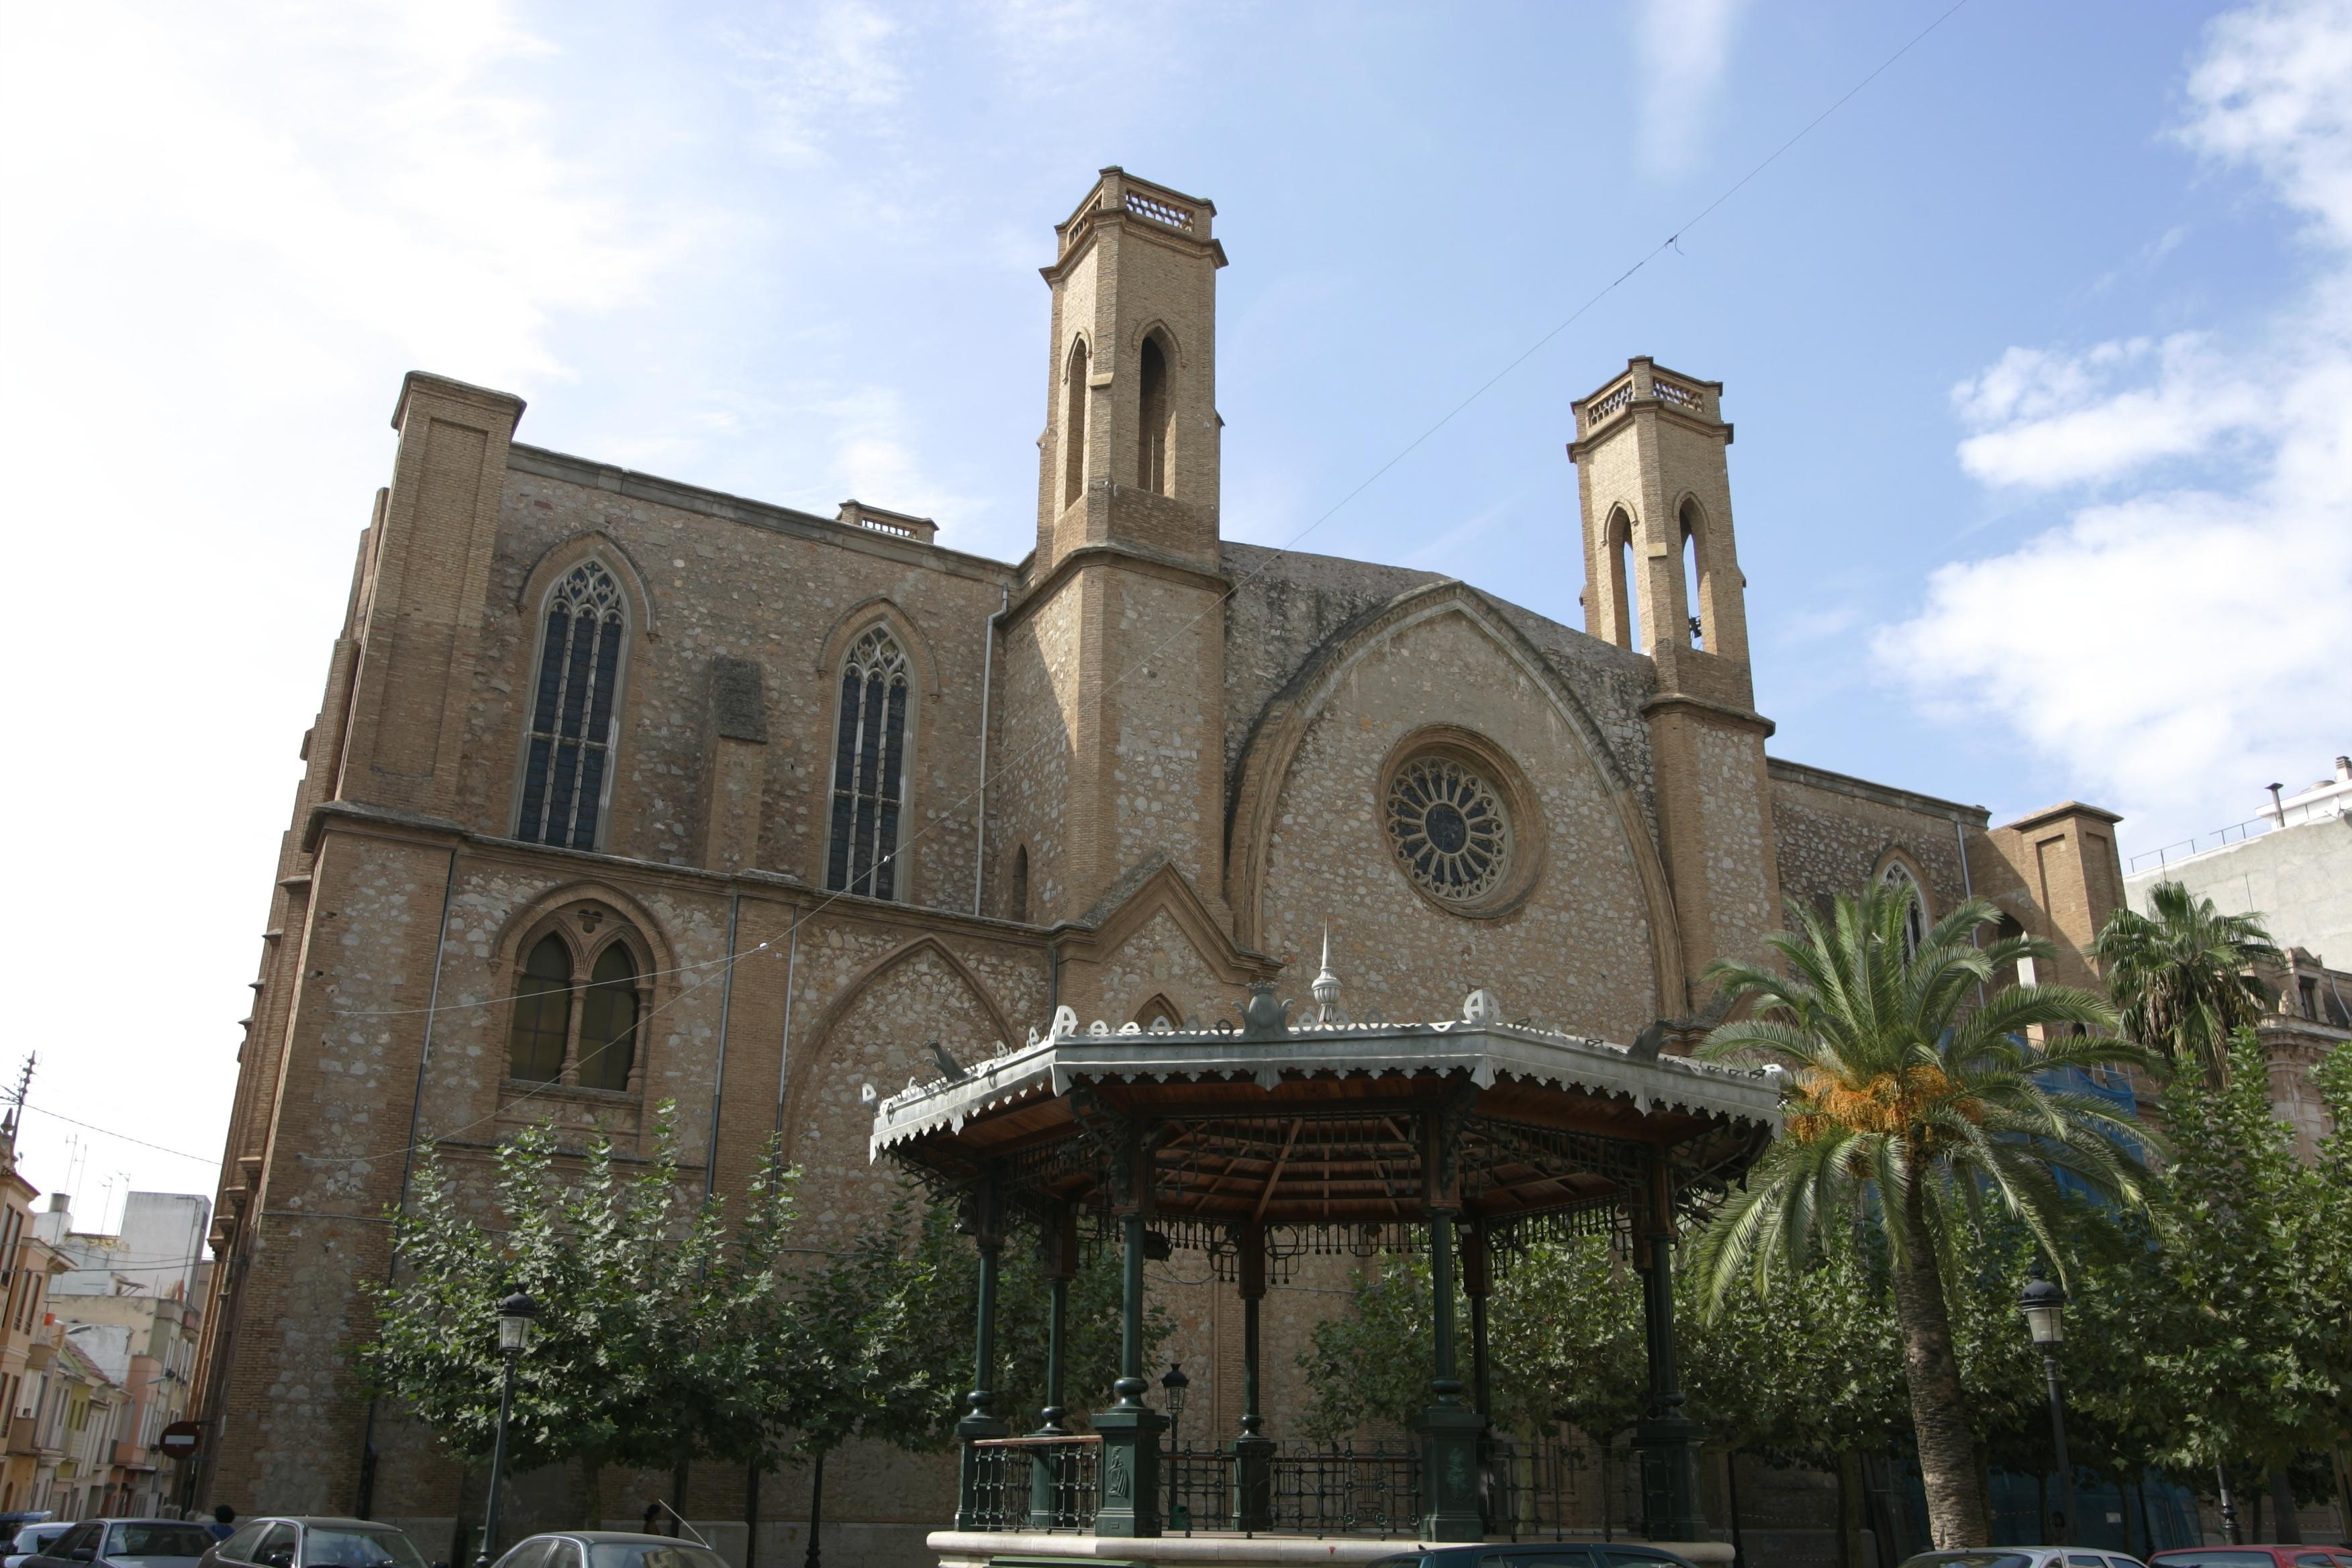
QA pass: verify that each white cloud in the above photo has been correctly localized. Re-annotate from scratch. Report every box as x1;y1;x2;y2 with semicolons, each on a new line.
1632;0;1752;175
0;0;707;1212
1878;0;2352;845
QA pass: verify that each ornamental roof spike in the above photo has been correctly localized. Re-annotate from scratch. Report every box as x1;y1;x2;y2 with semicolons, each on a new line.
1312;926;1344;1023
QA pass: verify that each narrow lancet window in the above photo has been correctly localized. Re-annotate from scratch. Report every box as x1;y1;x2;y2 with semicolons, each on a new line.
1882;863;1929;957
827;626;912;900
1679;499;1706;648
1138;334;1172;495
518;561;627;848
577;942;640;1091
508;934;573;1081
1063;339;1090;507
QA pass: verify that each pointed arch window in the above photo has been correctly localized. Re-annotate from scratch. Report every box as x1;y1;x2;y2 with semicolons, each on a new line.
1138;334;1173;495
1063;338;1091;507
577;942;640;1091
1881;863;1929;957
827;626;912;900
1679;499;1706;648
1604;506;1640;652
508;934;573;1082
518;561;628;849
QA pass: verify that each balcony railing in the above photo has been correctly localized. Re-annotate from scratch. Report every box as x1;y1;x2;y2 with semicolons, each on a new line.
963;1433;1101;1531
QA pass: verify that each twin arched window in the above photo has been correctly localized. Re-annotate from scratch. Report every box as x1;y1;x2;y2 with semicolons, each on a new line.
827;626;911;900
518;562;628;848
507;923;644;1090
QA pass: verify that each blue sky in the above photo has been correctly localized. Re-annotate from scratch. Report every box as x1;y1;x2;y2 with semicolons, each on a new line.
4;0;2347;1216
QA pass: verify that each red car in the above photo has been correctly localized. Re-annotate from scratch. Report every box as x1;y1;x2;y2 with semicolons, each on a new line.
2149;1549;2352;1568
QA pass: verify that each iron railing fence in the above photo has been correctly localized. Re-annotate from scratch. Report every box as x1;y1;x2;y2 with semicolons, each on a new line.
1483;1434;1643;1542
1267;1440;1421;1536
965;1433;1101;1531
1163;1444;1233;1532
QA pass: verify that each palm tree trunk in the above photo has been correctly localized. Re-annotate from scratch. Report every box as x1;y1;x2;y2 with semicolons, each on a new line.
1888;1182;1992;1547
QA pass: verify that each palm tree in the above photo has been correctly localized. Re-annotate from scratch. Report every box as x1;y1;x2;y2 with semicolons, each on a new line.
1691;881;2156;1549
2094;879;2282;1083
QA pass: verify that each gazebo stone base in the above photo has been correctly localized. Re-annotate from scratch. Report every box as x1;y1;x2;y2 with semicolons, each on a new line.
928;1531;1734;1567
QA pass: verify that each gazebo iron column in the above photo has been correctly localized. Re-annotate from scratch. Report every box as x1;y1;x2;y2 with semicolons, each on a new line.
1232;1220;1273;1531
1092;1124;1165;1538
1634;1146;1707;1542
1416;1100;1483;1543
953;1165;1011;1530
1029;1202;1079;1527
1463;1218;1515;1535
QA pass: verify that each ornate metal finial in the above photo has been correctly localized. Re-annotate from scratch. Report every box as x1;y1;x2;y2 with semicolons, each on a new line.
1312;927;1344;1024
1240;982;1292;1041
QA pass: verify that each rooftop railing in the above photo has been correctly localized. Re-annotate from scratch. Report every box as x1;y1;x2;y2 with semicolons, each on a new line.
2126;795;2349;875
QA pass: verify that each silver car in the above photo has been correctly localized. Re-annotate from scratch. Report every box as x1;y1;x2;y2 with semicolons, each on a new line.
198;1520;430;1568
486;1533;729;1568
26;1520;215;1568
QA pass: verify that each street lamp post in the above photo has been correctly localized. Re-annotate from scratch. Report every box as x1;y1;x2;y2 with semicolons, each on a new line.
2019;1265;2074;1545
475;1290;540;1568
1159;1361;1189;1449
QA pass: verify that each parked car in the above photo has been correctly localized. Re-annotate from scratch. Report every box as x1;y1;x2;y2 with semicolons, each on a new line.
1369;1546;1701;1568
1898;1552;2152;1568
199;1520;431;1568
7;1525;69;1568
2151;1551;2352;1568
26;1520;216;1568
485;1534;732;1568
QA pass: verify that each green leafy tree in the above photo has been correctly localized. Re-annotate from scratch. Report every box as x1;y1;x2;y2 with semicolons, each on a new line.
356;1106;796;1524
1692;882;2154;1549
2100;1034;2352;1498
1681;1218;1906;1565
2094;880;2282;1083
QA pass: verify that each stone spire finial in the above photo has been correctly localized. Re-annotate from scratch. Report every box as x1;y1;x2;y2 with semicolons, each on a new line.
1312;927;1344;1024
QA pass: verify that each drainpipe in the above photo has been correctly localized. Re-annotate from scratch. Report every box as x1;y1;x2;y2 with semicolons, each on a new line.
973;585;1011;916
773;911;802;1133
704;891;741;1198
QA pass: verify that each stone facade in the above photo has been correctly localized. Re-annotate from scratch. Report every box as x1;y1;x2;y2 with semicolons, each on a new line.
189;168;2136;1561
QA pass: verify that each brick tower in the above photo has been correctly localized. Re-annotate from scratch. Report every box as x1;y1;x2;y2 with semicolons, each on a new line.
1571;358;1781;1005
997;169;1231;927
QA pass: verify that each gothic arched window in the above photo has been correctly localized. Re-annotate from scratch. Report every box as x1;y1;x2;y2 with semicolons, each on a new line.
508;934;573;1082
1679;499;1707;649
1138;334;1173;495
1063;338;1091;507
1604;506;1640;652
577;942;641;1091
827;626;912;900
518;561;628;849
1011;843;1030;923
1881;863;1929;957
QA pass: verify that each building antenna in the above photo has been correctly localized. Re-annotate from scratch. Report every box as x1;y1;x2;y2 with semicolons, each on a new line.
0;1054;30;1163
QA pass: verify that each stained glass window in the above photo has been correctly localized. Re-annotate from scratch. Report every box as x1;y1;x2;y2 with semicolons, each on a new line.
508;934;573;1081
827;626;911;900
576;942;640;1091
1386;756;1512;903
518;562;627;849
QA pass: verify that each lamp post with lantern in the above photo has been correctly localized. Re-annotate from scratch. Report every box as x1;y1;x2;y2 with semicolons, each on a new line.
1158;1362;1189;1447
475;1289;540;1568
2018;1264;2074;1544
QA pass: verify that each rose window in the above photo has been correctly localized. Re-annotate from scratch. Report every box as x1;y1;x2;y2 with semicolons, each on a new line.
1385;756;1512;903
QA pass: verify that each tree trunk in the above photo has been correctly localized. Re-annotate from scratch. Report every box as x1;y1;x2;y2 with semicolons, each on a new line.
1888;1179;1992;1548
1837;1451;1867;1568
746;1461;761;1568
570;1453;605;1532
802;1451;826;1568
2269;1469;2302;1543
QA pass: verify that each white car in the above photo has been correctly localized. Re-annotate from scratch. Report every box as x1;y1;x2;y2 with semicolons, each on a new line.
1899;1552;2152;1568
6;1524;68;1568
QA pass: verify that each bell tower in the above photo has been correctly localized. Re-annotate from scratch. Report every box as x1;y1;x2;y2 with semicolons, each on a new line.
997;170;1232;930
1034;167;1226;572
1571;358;1781;999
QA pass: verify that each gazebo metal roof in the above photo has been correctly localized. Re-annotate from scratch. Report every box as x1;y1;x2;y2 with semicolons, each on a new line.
869;991;1781;1248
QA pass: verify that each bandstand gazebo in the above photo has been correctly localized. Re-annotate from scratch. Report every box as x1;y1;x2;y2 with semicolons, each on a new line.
869;979;1781;1563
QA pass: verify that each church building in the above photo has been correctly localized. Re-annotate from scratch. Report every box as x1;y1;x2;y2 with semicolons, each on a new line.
189;168;2133;1553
